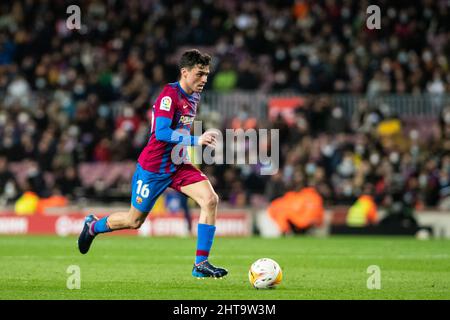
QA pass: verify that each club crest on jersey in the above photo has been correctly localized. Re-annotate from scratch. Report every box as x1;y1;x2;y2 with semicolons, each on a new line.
179;115;194;125
136;196;143;204
160;96;172;111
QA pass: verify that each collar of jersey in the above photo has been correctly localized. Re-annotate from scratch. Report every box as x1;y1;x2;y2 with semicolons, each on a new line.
176;81;193;99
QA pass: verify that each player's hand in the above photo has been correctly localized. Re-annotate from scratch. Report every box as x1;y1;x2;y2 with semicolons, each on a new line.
198;130;219;148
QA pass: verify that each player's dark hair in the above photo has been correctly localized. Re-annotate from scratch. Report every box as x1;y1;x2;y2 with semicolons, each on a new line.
179;49;211;70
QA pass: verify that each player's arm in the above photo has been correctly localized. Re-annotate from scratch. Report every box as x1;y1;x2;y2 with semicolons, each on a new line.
155;116;198;146
155;117;218;147
153;92;216;147
151;93;195;146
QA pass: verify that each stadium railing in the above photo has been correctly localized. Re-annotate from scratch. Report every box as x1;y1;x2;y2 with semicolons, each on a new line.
200;92;449;120
13;91;449;121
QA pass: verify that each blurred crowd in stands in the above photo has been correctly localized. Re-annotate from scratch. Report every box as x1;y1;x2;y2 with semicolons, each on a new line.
0;0;449;211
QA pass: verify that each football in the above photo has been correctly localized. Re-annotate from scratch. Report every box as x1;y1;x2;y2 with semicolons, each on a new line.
248;258;283;289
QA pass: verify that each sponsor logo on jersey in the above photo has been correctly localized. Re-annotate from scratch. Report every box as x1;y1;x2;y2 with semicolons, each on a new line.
160;96;172;111
179;115;194;125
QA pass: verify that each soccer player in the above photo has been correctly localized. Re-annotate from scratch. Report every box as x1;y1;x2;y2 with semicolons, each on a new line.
77;49;228;278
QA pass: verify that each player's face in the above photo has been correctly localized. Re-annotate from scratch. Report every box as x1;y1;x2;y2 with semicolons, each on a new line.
182;64;210;93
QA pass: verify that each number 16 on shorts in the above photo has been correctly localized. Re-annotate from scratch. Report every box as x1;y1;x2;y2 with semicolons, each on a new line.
131;164;173;213
136;180;150;198
134;179;151;209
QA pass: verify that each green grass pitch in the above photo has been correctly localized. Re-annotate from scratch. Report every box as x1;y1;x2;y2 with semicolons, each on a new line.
1;235;449;300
